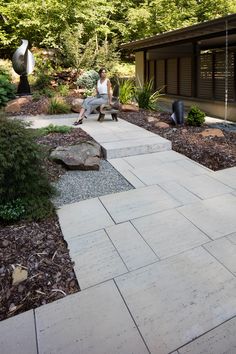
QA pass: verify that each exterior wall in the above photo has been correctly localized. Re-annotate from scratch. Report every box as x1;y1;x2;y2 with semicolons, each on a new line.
159;96;236;122
135;51;144;87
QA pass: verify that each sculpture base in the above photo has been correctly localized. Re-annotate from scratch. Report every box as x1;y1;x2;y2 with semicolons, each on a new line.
17;75;31;95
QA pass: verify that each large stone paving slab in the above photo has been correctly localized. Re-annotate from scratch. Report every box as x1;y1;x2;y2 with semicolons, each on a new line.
100;185;180;223
178;174;233;199
132;209;209;259
35;281;149;354
67;230;128;289
57;198;114;240
178;194;236;239
159;180;201;205
204;237;236;275
0;310;37;354
105;222;159;271
129;161;202;186
210;167;236;190
178;316;236;354
115;247;236;354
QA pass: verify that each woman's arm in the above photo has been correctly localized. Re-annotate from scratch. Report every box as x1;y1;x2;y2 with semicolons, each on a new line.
107;79;112;105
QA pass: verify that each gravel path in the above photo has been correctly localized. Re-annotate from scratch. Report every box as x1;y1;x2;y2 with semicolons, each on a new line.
52;160;134;207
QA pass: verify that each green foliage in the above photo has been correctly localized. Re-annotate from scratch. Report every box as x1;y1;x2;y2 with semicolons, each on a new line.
0;199;26;222
38;124;73;135
0;115;55;223
57;84;70;97
32;91;42;102
34;71;52;90
187;105;206;126
134;80;163;110
0;74;16;109
119;79;135;104
47;98;71;114
76;70;99;89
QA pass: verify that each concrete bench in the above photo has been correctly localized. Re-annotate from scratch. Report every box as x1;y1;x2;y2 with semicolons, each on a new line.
97;85;120;122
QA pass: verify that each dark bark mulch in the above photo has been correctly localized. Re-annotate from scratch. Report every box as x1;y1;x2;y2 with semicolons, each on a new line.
119;110;236;171
0;216;79;321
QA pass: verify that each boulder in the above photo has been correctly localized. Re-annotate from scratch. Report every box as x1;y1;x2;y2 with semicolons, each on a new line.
199;128;224;138
154;121;170;128
121;104;139;112
71;98;84;113
5;96;32;113
147;116;159;123
50;141;101;170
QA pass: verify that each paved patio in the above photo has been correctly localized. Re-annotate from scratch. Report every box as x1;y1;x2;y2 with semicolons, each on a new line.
1;113;236;353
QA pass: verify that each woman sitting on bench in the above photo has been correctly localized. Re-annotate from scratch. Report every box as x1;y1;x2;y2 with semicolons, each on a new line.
73;68;112;125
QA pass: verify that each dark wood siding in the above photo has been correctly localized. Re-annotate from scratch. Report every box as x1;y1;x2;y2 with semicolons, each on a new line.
214;51;235;101
197;53;213;99
156;60;165;91
167;58;177;94
179;57;192;96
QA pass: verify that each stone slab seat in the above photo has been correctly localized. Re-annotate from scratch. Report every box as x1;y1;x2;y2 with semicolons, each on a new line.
97;84;120;122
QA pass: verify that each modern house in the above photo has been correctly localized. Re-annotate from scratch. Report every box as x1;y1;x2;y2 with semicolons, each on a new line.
121;14;236;121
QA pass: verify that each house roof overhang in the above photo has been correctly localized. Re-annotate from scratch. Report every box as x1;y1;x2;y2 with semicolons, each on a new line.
121;13;236;51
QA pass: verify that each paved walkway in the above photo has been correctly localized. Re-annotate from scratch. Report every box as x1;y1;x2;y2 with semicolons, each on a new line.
1;113;236;354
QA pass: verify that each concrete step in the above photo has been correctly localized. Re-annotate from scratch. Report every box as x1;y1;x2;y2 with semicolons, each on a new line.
102;136;171;159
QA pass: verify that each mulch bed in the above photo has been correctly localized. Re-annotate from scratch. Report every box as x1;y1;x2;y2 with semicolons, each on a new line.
119;110;236;171
1;105;235;322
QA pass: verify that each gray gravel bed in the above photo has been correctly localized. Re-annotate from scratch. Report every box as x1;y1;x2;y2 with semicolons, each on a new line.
52;160;134;207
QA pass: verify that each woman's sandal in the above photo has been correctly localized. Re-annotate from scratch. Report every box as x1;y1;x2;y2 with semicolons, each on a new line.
73;119;83;125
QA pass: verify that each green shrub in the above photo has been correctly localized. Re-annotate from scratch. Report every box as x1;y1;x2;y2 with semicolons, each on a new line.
32;91;42;101
134;80;163;110
0;116;55;223
38;124;73;135
57;84;70;97
119;79;134;104
40;87;55;98
34;71;52;90
187;106;205;126
0;199;26;222
48;98;71;114
0;74;16;109
76;70;99;90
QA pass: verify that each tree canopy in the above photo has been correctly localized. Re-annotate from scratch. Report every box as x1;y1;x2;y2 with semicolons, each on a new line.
0;0;236;62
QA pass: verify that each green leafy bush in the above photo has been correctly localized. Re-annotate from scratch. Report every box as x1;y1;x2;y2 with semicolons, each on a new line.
47;98;70;114
0;115;55;223
38;124;73;135
187;106;205;126
134;80;163;110
34;71;52;90
0;74;16;109
119;79;134;104
57;84;70;97
76;70;99;90
0;199;26;222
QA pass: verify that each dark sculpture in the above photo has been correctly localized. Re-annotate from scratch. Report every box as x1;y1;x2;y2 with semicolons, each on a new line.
12;39;35;95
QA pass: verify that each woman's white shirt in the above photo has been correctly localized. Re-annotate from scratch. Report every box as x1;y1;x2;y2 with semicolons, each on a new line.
97;79;108;94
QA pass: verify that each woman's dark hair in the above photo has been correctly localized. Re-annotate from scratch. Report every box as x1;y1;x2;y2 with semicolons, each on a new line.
98;68;106;77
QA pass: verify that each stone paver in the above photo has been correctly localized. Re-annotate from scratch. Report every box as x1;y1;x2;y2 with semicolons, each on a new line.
132;209;209;259
159;180;201;205
67;230;128;289
57;198;114;240
178;174;233;199
178;316;236;354
106;222;159;271
115;247;236;354
204;237;236;275
0;310;37;354
210;166;236;189
100;185;180;223
35;281;149;354
178;194;236;239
